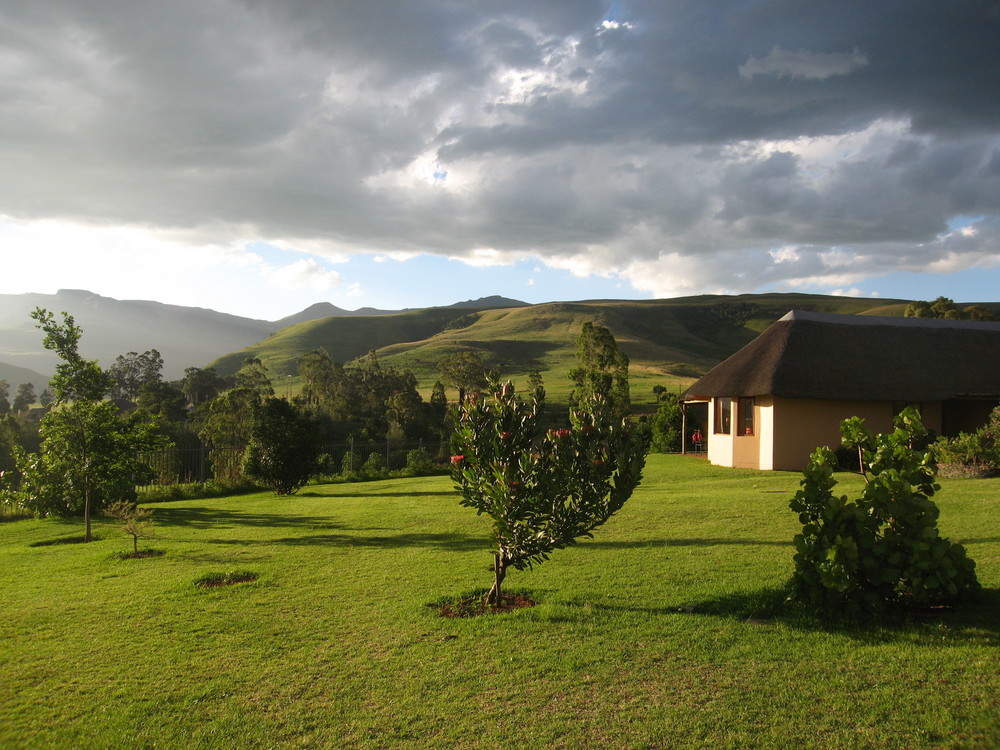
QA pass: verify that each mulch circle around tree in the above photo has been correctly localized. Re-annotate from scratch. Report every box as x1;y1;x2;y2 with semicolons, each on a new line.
433;592;536;618
194;571;259;588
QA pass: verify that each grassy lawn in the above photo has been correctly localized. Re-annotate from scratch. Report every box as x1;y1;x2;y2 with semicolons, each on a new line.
1;455;997;749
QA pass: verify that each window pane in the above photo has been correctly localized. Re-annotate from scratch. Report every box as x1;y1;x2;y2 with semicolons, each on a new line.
738;397;754;436
714;397;732;434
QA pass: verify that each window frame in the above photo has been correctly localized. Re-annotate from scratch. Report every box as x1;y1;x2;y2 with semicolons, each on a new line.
714;397;732;435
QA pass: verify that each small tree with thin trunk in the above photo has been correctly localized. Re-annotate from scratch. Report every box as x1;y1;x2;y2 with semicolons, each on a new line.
451;379;647;605
104;500;156;555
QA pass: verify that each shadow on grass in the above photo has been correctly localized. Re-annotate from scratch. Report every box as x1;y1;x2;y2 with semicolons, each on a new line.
319;491;453;499
675;585;1000;644
584;538;792;548
29;535;101;547
205;531;488;552
151;506;340;530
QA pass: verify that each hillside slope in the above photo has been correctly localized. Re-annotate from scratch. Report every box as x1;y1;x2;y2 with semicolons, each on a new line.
209;293;913;405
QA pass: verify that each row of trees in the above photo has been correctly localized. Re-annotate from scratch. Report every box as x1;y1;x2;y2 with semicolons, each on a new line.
904;296;997;321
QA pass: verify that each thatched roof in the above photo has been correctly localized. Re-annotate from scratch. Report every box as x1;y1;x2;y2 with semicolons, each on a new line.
684;310;1000;402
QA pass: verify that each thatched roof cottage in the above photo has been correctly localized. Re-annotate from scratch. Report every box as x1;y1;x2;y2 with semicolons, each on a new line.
683;310;1000;470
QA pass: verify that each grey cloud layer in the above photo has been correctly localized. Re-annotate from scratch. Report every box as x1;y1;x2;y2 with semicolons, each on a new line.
2;0;999;293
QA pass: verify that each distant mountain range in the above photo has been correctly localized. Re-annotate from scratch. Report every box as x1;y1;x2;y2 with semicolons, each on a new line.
0;290;528;385
5;289;999;405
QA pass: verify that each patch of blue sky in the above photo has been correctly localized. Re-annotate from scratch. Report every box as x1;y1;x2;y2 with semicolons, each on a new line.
783;264;1000;305
946;215;986;233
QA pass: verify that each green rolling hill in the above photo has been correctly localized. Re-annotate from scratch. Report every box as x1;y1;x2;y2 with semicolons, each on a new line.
208;292;926;410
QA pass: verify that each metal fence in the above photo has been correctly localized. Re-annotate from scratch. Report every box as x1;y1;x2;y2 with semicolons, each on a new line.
136;439;451;490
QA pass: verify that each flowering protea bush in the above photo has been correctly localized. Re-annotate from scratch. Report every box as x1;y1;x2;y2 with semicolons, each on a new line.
451;378;647;605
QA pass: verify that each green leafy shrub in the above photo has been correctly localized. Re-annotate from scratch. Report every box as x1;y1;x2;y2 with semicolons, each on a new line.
404;447;435;475
359;452;388;480
451;378;648;605
649;393;683;453
933;405;1000;477
789;409;980;617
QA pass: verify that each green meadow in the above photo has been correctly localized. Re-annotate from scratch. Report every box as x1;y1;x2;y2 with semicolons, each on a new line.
1;455;998;749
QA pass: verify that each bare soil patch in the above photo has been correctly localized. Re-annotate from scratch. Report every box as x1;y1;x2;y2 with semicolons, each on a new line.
433;592;536;618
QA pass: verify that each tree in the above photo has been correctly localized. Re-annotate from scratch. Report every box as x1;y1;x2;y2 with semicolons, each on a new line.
241;397;321;495
38;388;55;408
0;379;9;415
182;367;226;405
7;310;165;541
31;309;112;401
12;383;36;414
439;351;487;403
198;387;263;483
136;381;188;423
527;370;546;404
451;378;648;606
904;297;996;321
109;350;163;400
235;357;274;396
569;322;630;419
789;408;979;616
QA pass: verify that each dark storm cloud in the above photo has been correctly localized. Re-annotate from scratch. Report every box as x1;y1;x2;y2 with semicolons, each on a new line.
1;0;999;295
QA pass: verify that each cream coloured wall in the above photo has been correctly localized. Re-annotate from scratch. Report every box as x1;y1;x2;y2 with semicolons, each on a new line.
769;398;944;471
731;401;761;469
706;398;734;467
702;396;944;472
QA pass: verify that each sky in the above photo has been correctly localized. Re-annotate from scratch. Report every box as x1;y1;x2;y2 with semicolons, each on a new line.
1;0;999;321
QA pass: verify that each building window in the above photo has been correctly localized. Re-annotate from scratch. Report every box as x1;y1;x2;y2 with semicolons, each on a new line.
714;397;732;434
738;397;755;436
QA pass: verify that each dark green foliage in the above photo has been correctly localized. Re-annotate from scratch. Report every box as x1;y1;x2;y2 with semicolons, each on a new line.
7;309;166;542
199;388;262;483
12;383;36;414
451;378;648;605
789;409;980;617
234;357;274;396
405;447;435;475
650;392;683;453
297;348;432;442
108;350;163;400
0;379;9;415
136;381;188;422
904;296;997;321
11;401;165;519
569;322;630;419
438;351;487;403
241;397;321;495
182;367;226;405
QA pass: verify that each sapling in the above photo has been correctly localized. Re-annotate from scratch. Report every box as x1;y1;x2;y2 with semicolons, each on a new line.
104;500;156;556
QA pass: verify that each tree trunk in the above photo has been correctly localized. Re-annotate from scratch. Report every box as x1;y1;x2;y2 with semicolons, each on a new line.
485;551;507;606
84;484;91;543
